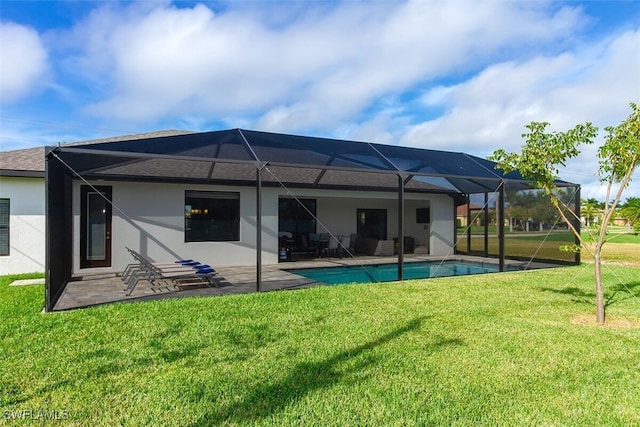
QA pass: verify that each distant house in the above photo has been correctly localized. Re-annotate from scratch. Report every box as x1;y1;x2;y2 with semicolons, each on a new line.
0;145;46;274
1;128;578;310
456;203;483;227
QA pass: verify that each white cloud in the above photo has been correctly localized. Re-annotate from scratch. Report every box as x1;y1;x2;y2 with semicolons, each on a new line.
3;1;637;199
53;1;588;128
0;22;50;103
393;28;640;198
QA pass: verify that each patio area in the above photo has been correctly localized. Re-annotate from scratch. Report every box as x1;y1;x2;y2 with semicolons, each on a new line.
52;255;553;311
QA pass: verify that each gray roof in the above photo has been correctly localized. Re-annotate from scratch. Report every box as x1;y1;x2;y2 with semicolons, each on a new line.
5;127;576;194
0;146;45;174
0;130;194;176
52;128;562;195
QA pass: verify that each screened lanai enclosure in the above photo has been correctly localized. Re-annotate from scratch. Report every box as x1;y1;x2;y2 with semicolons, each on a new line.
44;129;581;311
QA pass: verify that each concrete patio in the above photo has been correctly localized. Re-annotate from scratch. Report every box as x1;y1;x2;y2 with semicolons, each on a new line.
52;255;552;311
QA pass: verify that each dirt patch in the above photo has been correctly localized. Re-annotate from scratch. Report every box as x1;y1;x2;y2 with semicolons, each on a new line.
571;313;640;329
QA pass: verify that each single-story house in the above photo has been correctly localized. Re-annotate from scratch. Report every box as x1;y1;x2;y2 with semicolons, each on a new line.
0;130;193;276
456;203;484;227
0;128;580;311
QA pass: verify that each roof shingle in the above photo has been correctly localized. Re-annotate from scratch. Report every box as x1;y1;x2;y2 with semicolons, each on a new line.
0;130;194;174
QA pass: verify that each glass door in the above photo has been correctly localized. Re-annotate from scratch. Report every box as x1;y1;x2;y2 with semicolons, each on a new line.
357;208;387;240
80;186;112;268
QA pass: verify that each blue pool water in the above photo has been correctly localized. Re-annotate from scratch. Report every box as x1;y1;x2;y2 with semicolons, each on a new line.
288;260;516;285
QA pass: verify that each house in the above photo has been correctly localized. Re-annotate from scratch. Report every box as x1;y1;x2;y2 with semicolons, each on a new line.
1;128;579;311
0;130;193;275
455;203;484;228
0;145;46;275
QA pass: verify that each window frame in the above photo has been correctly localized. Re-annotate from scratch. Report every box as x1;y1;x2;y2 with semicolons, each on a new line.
184;190;240;242
278;198;317;235
0;198;9;256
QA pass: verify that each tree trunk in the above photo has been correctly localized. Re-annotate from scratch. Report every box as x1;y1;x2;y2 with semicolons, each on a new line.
594;252;605;324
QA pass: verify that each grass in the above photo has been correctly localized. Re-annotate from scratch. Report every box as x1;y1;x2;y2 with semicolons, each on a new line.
457;230;640;264
2;260;640;426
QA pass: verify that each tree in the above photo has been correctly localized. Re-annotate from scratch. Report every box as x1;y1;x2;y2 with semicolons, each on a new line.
580;199;600;227
620;197;640;233
490;103;639;325
509;191;538;231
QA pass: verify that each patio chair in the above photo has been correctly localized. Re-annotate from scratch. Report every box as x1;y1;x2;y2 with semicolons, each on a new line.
339;235;351;257
122;248;216;295
124;263;217;295
123;247;208;276
327;235;340;258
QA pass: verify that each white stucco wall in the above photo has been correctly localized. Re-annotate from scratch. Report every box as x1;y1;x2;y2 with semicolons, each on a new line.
275;188;455;256
0;177;46;274
71;180;456;274
72;181;280;274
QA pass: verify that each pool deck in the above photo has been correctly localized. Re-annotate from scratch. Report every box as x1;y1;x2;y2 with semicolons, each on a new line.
52;255;554;311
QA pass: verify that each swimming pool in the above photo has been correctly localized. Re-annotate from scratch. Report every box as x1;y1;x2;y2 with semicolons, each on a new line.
287;260;517;285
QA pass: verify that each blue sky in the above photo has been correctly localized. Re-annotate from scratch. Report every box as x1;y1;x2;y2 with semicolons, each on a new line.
1;0;639;199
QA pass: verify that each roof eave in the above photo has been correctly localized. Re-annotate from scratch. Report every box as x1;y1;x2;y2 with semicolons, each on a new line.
0;169;45;178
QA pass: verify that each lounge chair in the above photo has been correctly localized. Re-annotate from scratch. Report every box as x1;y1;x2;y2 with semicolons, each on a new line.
122;248;217;295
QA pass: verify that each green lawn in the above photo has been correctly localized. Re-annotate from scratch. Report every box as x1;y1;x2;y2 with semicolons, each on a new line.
2;263;639;426
457;231;640;263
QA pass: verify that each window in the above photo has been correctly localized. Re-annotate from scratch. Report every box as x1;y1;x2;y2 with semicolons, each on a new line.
0;199;8;256
278;198;316;235
185;191;240;242
357;208;387;240
416;207;430;224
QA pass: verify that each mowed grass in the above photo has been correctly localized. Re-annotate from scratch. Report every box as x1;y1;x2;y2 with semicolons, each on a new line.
458;231;640;265
1;263;640;425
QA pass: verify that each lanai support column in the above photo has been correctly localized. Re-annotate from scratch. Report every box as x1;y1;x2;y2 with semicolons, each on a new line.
466;195;471;254
574;185;581;265
45;148;73;312
484;192;489;256
498;182;505;272
397;174;406;281
255;163;264;292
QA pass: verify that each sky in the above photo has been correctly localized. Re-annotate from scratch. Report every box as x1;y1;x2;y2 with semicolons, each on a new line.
1;0;639;200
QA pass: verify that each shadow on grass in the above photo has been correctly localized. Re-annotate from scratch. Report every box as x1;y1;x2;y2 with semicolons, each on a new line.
219;323;286;362
192;316;463;425
2;321;206;406
539;287;594;305
540;280;640;307
606;281;640;306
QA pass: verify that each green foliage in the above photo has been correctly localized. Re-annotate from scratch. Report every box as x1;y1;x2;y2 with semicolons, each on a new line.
505;189;567;229
584;198;605;209
621;197;640;233
490;121;598;191
599;103;640;186
581;199;601;226
491;122;597;242
559;244;581;254
490;103;639;324
1;268;639;425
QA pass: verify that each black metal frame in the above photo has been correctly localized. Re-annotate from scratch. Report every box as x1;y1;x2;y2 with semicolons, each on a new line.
43;129;579;311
